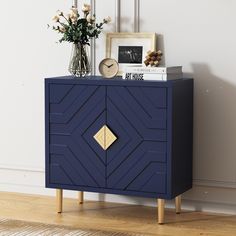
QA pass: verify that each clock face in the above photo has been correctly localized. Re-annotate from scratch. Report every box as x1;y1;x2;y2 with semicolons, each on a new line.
99;58;119;78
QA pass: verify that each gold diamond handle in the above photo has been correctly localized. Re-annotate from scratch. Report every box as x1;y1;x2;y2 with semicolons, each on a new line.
93;125;117;150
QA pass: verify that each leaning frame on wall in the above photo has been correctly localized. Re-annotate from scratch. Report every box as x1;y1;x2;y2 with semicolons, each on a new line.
106;32;156;75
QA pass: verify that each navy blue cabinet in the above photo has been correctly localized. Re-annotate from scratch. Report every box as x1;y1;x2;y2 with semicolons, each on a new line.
45;76;193;223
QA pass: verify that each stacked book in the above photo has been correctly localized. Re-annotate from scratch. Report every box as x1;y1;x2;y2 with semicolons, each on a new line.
122;66;183;81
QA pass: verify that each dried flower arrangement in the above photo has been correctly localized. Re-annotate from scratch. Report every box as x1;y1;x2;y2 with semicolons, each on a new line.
50;4;111;45
49;4;111;77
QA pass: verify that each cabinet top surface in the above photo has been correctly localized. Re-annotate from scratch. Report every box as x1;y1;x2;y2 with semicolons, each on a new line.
45;76;193;87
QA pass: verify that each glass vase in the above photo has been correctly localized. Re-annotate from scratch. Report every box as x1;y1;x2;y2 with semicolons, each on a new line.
68;43;91;77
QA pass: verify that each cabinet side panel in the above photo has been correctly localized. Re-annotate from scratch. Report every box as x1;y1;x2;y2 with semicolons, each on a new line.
171;79;193;197
166;87;173;198
45;80;50;187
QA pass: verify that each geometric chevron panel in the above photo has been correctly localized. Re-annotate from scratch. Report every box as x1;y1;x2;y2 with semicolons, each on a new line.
106;86;167;193
45;77;193;199
49;85;107;188
47;84;167;192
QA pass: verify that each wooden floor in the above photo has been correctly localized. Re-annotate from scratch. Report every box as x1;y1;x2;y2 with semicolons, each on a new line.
0;192;236;236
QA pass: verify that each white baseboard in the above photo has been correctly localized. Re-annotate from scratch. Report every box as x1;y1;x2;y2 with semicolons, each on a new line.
1;166;236;215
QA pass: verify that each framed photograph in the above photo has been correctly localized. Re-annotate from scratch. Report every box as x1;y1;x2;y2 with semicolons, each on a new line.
106;33;156;75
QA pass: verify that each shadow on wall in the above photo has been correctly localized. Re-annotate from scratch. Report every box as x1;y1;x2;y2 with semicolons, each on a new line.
187;63;236;184
99;64;236;206
156;34;165;65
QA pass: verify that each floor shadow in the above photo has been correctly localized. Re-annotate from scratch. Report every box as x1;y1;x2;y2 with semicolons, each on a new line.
98;193;107;203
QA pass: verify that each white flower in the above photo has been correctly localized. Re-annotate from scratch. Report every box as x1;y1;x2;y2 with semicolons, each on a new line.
103;16;112;23
69;11;77;19
56;10;64;16
86;14;95;23
59;27;66;33
71;17;77;24
70;15;77;24
68;10;78;24
71;6;78;14
82;4;91;13
52;15;60;22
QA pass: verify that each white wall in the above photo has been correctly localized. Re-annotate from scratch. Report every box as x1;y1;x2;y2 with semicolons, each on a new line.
1;0;236;214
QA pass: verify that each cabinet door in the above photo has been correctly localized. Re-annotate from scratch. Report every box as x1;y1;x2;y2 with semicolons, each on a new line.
106;86;167;194
48;84;106;188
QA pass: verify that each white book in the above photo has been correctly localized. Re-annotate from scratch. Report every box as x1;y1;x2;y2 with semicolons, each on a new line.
122;73;183;81
124;66;182;74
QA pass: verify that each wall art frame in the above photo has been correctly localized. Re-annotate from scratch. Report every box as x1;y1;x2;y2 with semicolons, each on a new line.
106;32;156;76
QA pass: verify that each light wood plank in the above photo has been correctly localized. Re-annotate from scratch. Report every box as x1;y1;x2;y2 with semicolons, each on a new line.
0;192;236;236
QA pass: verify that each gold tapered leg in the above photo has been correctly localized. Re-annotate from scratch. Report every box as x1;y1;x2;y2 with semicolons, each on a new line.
56;189;63;213
78;191;84;204
175;195;181;214
157;199;165;224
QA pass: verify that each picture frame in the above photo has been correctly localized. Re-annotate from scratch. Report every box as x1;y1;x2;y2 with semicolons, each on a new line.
106;33;156;76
